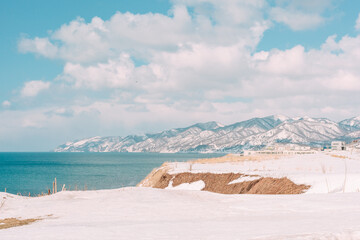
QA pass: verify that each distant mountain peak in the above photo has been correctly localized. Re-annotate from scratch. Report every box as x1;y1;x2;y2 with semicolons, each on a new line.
54;116;360;153
270;114;289;122
191;121;224;130
339;116;360;131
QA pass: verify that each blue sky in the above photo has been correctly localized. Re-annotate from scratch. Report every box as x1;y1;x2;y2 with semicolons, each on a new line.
1;0;360;151
0;0;171;100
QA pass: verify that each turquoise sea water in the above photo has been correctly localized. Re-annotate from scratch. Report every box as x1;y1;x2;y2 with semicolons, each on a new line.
0;152;223;195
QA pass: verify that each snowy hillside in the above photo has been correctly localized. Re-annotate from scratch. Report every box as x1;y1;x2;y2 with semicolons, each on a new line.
54;115;360;153
339;116;360;131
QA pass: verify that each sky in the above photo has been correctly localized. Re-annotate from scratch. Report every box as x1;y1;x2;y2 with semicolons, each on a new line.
1;0;360;151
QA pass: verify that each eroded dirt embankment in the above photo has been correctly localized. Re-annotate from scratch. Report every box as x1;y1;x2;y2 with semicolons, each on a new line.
138;157;310;194
152;172;309;194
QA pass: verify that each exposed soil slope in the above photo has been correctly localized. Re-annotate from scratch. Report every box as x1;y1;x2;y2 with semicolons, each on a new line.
152;172;309;194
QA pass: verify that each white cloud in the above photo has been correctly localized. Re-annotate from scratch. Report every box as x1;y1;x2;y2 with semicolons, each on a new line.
255;45;306;75
63;54;135;90
270;7;325;31
172;0;268;25
18;2;269;64
356;13;360;30
16;2;360;104
50;12;360;120
18;37;58;58
21;80;51;97
2;100;11;107
269;0;332;31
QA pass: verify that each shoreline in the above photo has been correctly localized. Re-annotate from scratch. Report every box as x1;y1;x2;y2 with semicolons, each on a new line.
0;152;222;196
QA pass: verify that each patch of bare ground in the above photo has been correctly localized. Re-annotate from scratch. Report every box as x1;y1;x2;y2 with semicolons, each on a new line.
330;154;347;159
152;172;310;194
0;218;41;230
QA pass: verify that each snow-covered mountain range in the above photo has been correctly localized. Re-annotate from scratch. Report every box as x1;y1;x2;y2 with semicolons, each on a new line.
54;115;360;153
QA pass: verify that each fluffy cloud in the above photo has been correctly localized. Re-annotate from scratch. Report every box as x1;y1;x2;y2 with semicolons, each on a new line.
63;54;136;90
18;2;269;64
21;80;51;97
58;32;360;102
269;7;325;31
2;100;11;107
269;0;332;30
17;2;360;107
18;37;58;58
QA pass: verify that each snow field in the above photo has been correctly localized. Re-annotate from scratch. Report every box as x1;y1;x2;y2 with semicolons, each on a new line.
1;188;360;239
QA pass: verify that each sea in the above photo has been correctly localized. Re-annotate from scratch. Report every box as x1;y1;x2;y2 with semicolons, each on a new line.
0;152;224;195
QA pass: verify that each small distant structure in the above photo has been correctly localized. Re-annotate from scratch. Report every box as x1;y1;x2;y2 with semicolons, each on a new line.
322;145;331;151
331;141;346;151
346;139;360;152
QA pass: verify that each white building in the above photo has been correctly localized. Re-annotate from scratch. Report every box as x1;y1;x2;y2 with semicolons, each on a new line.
331;141;346;151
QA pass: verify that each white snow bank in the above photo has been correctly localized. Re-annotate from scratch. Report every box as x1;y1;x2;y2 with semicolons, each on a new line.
166;180;205;190
1;188;360;239
229;175;261;184
167;152;360;193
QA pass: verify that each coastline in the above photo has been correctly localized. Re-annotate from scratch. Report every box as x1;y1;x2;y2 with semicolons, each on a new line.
0;152;223;196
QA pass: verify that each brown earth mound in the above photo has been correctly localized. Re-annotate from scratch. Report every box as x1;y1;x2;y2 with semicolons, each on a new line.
0;218;41;230
152;172;310;194
137;162;171;188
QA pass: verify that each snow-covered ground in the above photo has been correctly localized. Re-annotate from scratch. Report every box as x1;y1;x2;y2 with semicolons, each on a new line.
166;152;360;193
1;188;360;240
1;151;360;239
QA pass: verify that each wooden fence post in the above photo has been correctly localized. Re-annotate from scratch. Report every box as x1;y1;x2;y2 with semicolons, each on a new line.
55;178;57;193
